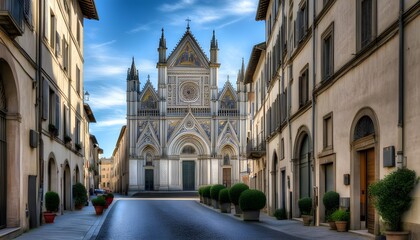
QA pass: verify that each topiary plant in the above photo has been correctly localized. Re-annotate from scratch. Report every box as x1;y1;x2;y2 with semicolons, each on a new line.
368;168;419;231
219;188;231;204
323;191;340;220
106;193;114;198
210;184;225;200
91;196;106;206
73;183;88;207
198;186;204;196
273;208;287;220
229;183;249;205
202;185;212;198
238;189;266;211
298;197;312;215
45;191;60;212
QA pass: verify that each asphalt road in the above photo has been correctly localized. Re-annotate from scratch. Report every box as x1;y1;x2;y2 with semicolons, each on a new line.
96;199;303;240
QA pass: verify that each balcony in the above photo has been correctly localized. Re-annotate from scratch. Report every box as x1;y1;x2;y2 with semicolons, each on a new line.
0;0;24;37
246;139;266;159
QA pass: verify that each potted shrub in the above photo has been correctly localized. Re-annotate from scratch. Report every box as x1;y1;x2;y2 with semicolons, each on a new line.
73;183;88;210
298;197;312;226
48;124;58;137
210;184;225;209
323;191;340;230
238;189;266;221
75;143;82;151
369;168;419;240
105;193;114;206
64;135;72;144
202;185;212;206
331;209;350;232
219;188;231;213
44;191;59;223
273;208;287;220
229;183;249;215
92;196;106;215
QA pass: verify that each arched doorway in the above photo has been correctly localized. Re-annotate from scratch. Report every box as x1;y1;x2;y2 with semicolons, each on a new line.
272;152;278;212
181;145;196;191
350;110;379;234
63;164;71;210
48;158;58;192
299;135;311;198
75;165;80;184
0;77;6;229
220;145;235;188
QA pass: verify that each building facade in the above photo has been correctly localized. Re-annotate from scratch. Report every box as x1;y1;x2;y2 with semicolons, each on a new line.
246;0;419;237
99;158;112;191
0;0;98;236
127;27;248;194
111;125;128;194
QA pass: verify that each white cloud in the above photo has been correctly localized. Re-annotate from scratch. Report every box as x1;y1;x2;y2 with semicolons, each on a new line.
94;118;126;128
89;86;126;110
160;0;196;12
90;40;116;49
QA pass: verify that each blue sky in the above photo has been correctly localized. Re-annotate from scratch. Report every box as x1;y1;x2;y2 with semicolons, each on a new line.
84;0;264;157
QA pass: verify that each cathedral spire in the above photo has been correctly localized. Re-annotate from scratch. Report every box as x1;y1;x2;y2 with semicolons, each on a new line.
127;57;139;80
210;30;219;64
158;28;167;63
240;57;245;82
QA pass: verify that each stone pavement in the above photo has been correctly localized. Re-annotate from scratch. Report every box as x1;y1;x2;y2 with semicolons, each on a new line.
15;194;372;240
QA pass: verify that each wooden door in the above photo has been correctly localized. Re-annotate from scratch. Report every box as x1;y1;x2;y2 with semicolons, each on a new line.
223;168;231;187
360;148;375;234
145;169;154;191
182;161;195;191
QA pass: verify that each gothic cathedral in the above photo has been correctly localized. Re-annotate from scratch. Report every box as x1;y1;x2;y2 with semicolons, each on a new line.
127;26;247;193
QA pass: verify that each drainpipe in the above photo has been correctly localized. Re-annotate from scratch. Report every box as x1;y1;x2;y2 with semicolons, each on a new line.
37;0;44;226
311;0;317;226
397;0;404;168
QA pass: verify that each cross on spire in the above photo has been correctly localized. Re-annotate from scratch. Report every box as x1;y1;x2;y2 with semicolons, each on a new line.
186;18;191;31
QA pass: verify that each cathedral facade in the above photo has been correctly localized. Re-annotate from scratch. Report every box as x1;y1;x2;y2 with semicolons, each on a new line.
127;27;248;193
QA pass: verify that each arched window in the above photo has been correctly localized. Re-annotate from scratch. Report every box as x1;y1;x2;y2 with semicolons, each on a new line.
182;145;196;155
299;135;311;198
353;116;375;141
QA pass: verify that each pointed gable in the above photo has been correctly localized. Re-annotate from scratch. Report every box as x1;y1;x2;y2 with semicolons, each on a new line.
139;78;158;110
167;30;209;69
219;80;238;109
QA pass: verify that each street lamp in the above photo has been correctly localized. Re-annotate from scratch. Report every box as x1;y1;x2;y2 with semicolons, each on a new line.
84;91;90;101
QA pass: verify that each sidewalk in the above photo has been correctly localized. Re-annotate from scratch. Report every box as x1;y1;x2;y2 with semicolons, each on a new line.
15;195;121;240
200;202;372;240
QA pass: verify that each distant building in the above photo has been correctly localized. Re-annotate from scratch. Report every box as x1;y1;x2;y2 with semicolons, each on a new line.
0;0;98;236
99;158;113;191
246;0;420;237
126;26;248;194
111;126;128;194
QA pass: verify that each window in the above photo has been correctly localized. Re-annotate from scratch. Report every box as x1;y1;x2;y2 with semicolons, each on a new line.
55;32;61;57
75;118;81;144
296;0;308;43
322;23;334;81
299;67;309;107
49;89;60;132
63;38;69;71
223;154;230;166
323;113;333;150
50;11;56;49
76;66;81;95
76;20;81;45
280;138;285;160
357;0;376;50
63;105;70;137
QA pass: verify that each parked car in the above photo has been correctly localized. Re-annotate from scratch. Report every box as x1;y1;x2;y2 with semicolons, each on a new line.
94;189;105;196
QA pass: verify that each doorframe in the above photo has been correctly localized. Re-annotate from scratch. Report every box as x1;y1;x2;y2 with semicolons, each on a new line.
144;168;154;191
349;108;380;234
181;159;196;191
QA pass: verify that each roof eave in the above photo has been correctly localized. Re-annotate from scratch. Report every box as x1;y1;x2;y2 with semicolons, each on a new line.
255;0;269;21
244;42;266;84
78;0;99;20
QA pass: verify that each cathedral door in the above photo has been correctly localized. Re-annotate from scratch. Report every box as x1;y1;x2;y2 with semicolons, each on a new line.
223;168;231;187
145;169;154;191
182;161;195;191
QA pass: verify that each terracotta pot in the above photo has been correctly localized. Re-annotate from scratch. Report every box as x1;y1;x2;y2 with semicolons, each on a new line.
43;212;56;223
75;204;83;210
328;221;337;230
94;205;104;215
335;221;348;232
220;203;231;213
242;210;260;221
106;197;113;206
211;199;220;209
385;231;410;240
302;215;312;226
